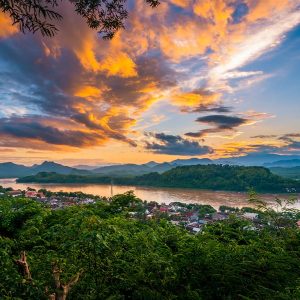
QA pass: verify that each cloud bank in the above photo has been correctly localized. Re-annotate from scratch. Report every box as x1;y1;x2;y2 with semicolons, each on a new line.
145;132;213;156
0;0;299;158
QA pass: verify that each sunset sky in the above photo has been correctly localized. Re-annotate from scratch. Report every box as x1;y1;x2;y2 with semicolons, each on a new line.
0;0;300;166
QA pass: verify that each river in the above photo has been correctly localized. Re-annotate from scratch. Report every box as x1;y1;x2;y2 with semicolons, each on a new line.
1;178;300;209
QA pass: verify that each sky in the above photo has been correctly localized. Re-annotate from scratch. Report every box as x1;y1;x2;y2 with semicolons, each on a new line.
0;0;300;166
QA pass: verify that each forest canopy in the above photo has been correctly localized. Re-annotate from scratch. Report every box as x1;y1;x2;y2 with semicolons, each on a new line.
0;192;300;299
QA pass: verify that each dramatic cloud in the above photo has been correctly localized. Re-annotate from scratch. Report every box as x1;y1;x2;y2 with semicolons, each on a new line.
196;115;248;128
0;117;105;149
0;31;176;148
172;88;221;108
0;0;299;160
191;105;233;114
251;135;278;139
186;114;249;138
144;132;213;156
278;133;300;150
279;133;300;141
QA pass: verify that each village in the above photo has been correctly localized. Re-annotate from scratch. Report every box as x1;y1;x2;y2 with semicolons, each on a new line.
1;186;300;233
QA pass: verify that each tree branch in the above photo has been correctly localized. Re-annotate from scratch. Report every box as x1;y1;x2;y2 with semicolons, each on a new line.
15;251;32;281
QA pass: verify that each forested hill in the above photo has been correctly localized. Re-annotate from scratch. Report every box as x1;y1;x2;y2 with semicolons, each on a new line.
18;164;300;193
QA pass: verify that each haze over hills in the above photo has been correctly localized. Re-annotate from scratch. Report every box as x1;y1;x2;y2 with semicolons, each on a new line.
89;160;211;176
1;154;300;178
216;153;300;166
0;161;90;178
81;154;300;176
264;159;300;167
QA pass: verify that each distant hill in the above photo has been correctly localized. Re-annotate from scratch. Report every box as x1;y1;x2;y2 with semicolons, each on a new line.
31;161;90;175
264;159;300;167
216;153;300;166
17;165;300;193
77;155;300;176
91;162;173;177
0;161;90;178
170;158;212;166
269;166;300;180
0;162;31;178
3;154;300;179
89;158;213;176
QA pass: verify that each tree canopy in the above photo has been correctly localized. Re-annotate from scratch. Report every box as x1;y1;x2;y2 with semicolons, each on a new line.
1;192;300;299
0;0;160;38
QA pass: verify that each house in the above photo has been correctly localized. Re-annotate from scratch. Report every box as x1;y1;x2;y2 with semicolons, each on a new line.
8;190;22;197
296;220;300;228
25;191;37;198
64;202;76;207
192;227;202;234
243;225;258;231
186;211;199;222
198;219;208;225
25;191;45;198
211;212;228;221
168;204;187;212
80;198;95;204
146;214;154;219
185;222;203;234
148;203;158;213
37;192;45;198
243;212;258;221
170;220;181;226
159;206;168;213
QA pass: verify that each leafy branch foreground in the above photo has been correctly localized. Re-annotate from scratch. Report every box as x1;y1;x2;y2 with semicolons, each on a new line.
1;192;300;299
0;0;160;38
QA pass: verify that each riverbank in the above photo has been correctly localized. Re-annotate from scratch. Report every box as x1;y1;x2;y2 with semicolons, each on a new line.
1;178;299;210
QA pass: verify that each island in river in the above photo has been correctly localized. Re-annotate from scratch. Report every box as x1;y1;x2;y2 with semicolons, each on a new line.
17;164;300;193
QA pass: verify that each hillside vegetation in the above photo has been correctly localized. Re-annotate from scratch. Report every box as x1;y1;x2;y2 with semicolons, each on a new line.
18;164;300;193
269;166;300;180
1;192;300;299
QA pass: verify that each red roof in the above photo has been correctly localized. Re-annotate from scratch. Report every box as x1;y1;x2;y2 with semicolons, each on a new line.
25;191;37;197
8;190;22;195
185;212;194;217
159;207;168;212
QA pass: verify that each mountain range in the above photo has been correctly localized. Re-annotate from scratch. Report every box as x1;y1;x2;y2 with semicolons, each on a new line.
1;154;300;178
0;161;90;178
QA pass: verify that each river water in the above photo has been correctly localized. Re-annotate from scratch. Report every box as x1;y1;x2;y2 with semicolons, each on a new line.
1;178;300;210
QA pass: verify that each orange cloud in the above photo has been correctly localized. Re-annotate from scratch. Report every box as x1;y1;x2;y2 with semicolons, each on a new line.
214;139;284;158
159;21;214;61
100;52;137;78
0;12;18;38
168;0;190;8
75;86;103;99
172;89;220;107
246;0;292;22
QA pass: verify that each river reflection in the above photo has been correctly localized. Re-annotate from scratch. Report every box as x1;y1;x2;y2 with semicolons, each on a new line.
0;178;299;210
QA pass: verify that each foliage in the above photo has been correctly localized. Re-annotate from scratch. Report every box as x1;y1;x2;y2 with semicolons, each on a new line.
0;0;160;38
0;192;300;299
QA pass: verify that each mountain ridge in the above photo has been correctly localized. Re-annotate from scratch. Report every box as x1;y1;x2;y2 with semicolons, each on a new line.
1;153;300;178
